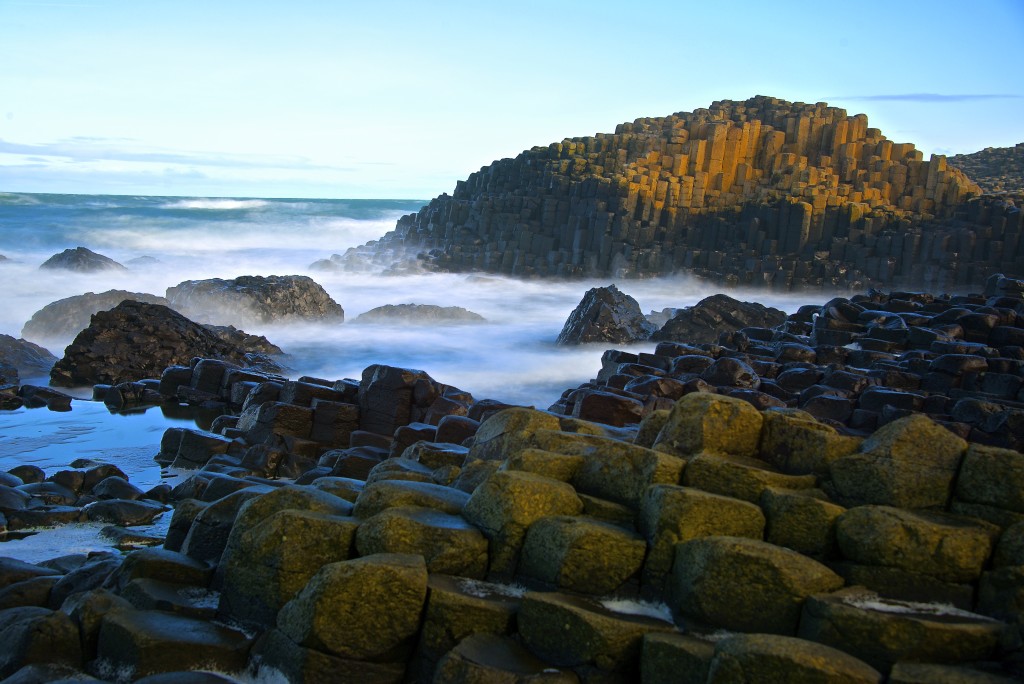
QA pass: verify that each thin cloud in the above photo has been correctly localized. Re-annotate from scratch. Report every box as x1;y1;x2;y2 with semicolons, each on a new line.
831;93;1022;103
0;137;354;172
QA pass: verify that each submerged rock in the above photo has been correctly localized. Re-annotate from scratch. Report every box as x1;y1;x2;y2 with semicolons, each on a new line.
556;284;655;345
166;274;344;327
49;300;279;386
21;290;169;342
353;303;485;324
651;293;787;344
38;246;127;273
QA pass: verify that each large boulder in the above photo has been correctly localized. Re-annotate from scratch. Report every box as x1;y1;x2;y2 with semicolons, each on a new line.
94;608;250;680
49;300;279;386
707;633;882;683
38;246;126;273
21;290;169;342
653;392;764;459
166;274;344;326
517;591;675;672
828;414;968;509
275;553;428;662
835;506;999;584
353;303;485;324
799;587;1006;673
556;285;656;345
0;335;57;377
651;293;786;344
463;470;583;579
669;536;844;635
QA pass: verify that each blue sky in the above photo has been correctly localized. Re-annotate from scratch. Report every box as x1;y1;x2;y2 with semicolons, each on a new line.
1;0;1021;199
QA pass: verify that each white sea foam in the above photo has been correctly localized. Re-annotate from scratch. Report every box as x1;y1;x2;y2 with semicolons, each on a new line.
599;597;675;622
843;591;997;621
161;198;271;210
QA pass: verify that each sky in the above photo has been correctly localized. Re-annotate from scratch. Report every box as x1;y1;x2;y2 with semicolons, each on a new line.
0;0;1021;200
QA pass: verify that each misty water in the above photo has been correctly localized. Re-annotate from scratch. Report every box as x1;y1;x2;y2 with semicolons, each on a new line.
0;192;824;561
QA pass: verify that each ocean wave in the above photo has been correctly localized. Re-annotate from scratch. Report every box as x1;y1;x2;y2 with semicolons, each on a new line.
161;198;270;211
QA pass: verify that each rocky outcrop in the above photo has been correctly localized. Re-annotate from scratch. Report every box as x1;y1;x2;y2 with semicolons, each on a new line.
0;334;57;376
651;293;787;344
950;143;1024;194
21;290;169;342
556;284;656;345
49;301;281;387
554;272;1024;456
38;247;127;273
165;275;344;327
9;279;1024;681
353;304;485;324
326;97;1022;292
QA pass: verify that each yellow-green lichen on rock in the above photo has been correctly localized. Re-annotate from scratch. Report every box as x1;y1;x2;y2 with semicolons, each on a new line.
653;392;764;458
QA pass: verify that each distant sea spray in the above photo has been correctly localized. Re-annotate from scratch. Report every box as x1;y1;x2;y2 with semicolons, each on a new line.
0;192;816;407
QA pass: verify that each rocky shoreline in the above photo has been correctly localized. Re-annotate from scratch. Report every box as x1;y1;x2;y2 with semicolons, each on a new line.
1;275;1024;682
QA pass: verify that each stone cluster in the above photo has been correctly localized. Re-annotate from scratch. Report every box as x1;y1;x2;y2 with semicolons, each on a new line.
950;143;1024;195
4;280;1024;681
0;462;169;542
330;97;1022;292
554;273;1024;454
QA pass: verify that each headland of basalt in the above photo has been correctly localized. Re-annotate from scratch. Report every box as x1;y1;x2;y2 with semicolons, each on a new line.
325;96;1021;294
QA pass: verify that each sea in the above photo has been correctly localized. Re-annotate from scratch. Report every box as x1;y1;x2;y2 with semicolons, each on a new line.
0;191;819;561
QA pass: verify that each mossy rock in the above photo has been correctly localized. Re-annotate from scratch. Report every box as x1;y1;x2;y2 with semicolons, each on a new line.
433;633;579;683
640;632;715;684
955;443;1024;513
828;414;967;509
707;633;882;683
352;479;470;519
682;452;816;503
251;627;406;684
463;471;583;580
216;509;359;628
468;408;562;461
635;409;671;448
518;515;645;595
276;553;428;662
653;393;764;458
94;608;249;681
639;485;765;592
500;448;585;483
414;574;521;675
355;505;488;578
835;506;998;583
517;591;675;672
798;587;1005;673
761;487;845;560
993;520;1024;567
669;536;844;635
563;433;686;507
758;409;862;476
0;607;82;679
888;662;1020;684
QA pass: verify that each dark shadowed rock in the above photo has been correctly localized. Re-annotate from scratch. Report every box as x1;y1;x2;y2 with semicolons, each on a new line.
38;247;126;273
49;300;280;387
557;285;656;345
0;335;57;376
353;303;485;324
652;294;787;344
21;290;169;342
166;274;344;326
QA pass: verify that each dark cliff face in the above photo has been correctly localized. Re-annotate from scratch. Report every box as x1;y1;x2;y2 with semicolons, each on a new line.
335;96;1022;292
